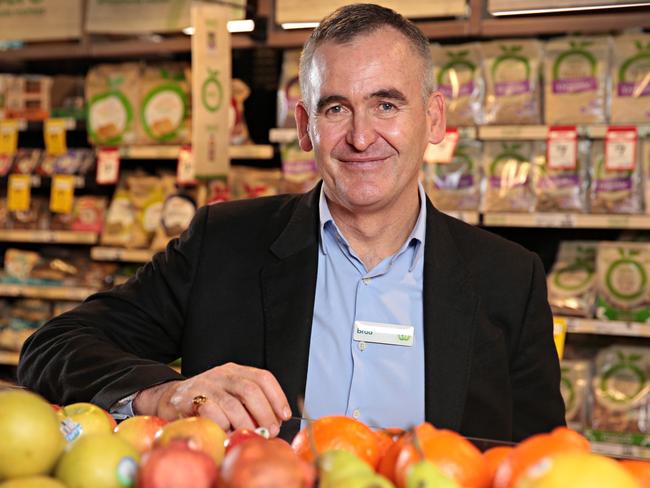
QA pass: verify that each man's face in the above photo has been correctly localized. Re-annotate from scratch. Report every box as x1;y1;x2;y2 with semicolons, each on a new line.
296;27;445;213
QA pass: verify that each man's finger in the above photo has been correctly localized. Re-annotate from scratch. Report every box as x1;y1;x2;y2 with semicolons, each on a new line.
226;378;280;436
215;392;256;431
236;366;292;421
196;398;232;433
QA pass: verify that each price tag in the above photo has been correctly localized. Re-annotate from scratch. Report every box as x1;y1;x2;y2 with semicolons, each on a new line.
0;119;19;156
96;147;120;185
50;174;75;214
423;129;459;164
44;118;68;156
553;317;568;360
547;126;577;170
177;145;197;184
7;174;31;212
605;126;637;171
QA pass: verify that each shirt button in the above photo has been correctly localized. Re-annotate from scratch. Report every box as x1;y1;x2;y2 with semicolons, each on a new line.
362;278;371;285
358;341;366;351
352;409;361;419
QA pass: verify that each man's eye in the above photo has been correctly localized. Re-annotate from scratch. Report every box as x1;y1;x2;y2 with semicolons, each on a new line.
379;102;396;112
326;105;343;115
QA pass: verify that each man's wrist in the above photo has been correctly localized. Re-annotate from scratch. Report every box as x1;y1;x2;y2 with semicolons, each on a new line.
133;381;179;416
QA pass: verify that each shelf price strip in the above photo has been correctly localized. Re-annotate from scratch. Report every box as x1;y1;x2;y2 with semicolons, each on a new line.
96;147;120;185
44;118;68;156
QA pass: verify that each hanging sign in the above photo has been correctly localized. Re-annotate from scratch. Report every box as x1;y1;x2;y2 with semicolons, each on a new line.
191;2;231;178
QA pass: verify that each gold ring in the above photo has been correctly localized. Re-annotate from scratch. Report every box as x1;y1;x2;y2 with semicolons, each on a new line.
191;394;208;416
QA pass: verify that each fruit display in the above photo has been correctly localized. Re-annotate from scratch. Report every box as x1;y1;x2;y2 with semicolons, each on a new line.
1;390;649;487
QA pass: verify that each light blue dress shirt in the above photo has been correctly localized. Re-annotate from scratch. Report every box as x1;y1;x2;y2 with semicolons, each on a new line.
303;185;426;430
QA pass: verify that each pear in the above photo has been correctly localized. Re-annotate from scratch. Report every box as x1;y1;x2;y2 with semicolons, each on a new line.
319;449;374;488
335;472;395;488
406;460;460;488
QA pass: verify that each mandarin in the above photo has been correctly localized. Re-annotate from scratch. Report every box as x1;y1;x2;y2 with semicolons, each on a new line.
620;459;650;488
484;446;514;485
291;416;381;468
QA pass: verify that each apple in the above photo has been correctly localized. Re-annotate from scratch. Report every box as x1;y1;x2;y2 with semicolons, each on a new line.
114;415;167;454
55;433;140;488
406;460;460;488
60;402;116;443
137;440;219;488
318;449;374;488
154;417;226;466
332;473;394;488
220;438;315;488
0;389;65;480
0;476;66;487
225;429;264;455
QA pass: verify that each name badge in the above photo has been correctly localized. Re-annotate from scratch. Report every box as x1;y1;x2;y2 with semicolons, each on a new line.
353;320;414;347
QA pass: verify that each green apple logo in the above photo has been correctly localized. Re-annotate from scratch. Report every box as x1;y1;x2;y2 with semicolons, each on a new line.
605;248;647;301
202;69;223;113
492;45;531;80
599;350;646;403
553;40;597;80
438;50;476;85
490;143;527;177
618;40;650;97
87;75;133;145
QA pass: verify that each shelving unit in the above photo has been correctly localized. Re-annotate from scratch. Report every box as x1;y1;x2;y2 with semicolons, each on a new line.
0;350;19;367
118;144;274;160
0;230;98;245
558;316;650;338
591;441;650;460
0;284;98;301
482;213;650;230
90;247;154;263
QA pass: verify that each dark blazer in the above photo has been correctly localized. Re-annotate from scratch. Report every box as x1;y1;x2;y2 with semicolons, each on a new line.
18;185;564;442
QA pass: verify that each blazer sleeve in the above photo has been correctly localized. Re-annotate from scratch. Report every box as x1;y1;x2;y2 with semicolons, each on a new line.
511;253;566;441
17;206;210;410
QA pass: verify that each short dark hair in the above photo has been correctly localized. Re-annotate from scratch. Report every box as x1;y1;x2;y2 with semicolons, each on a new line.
299;3;434;108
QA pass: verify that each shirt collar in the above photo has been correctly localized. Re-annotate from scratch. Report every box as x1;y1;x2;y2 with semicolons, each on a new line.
318;184;427;272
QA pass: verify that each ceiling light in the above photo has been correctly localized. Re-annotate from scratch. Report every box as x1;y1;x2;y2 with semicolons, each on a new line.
281;22;320;30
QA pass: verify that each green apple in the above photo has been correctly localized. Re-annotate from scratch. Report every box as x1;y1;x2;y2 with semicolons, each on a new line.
60;402;116;443
0;476;65;488
319;449;374;488
334;473;395;488
406;460;460;488
0;390;65;480
55;433;139;488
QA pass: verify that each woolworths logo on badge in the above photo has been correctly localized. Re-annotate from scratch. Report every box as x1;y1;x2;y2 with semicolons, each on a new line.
398;334;412;342
202;69;223;113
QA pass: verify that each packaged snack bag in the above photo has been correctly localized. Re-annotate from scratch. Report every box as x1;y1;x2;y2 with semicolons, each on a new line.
589;346;650;443
431;42;483;127
596;241;650;321
229;166;284;200
230;79;251;145
589;140;642;214
280;140;319;194
86;63;140;145
277;50;301;129
481;39;542;125
424;139;481;211
100;184;135;247
548;241;597;317
611;34;650;124
561;359;591;431
481;141;536;212
138;63;190;144
534;140;589;212
150;174;198;251
10;197;49;230
544;36;611;125
70;196;107;234
11;149;42;175
126;174;165;249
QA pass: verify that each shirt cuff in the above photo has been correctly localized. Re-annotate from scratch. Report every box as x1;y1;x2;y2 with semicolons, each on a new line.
109;393;137;421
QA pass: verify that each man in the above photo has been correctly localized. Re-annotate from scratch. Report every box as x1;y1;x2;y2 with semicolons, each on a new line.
18;4;564;442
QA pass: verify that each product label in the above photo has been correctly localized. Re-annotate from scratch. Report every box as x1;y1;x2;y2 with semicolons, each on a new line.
606;127;637;171
423;129;459;164
538;174;580;189
96;147;121;185
0;119;19;156
547;126;578;170
495;80;530;97
434;174;474;190
617;82;650;97
89;93;130;144
7;174;31;212
595;177;633;193
176;145;196;184
552;77;598;94
50;174;75;214
44;118;68;156
438;81;475;99
142;86;185;141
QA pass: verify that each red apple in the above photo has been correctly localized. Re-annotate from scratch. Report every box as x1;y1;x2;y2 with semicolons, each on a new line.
154;417;226;466
114;415;167;454
220;438;315;488
60;402;116;443
225;429;264;454
137;440;219;488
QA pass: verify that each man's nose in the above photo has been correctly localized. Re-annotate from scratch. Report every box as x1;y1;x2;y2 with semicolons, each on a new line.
345;112;377;151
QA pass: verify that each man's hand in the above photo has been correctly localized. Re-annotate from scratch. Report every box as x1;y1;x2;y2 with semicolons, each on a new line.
133;363;292;437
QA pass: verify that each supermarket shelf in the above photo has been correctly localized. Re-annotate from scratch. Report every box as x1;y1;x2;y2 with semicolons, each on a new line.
0;350;19;366
91;247;154;263
470;124;650;141
560;317;650;338
442;210;480;226
0;230;97;245
119;144;274;160
482;213;650;230
269;128;297;143
0;284;98;301
591;441;650;460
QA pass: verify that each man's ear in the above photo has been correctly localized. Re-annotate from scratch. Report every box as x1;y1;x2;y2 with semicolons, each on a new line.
427;92;446;145
295;101;314;152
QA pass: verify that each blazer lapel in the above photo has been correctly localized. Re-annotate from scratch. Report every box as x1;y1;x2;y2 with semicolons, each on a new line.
261;186;320;437
423;201;480;432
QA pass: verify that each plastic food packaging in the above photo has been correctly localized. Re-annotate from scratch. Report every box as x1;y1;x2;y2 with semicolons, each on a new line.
277;50;301;129
230;79;251;145
611;34;650;124
589;140;642;214
534;140;590;213
431;42;483;127
589;346;650;442
481;39;542;125
424;139;481;211
86;63;140;145
561;359;591;431
548;241;597;317
280;140;320;194
596;241;650;322
481;141;536;212
544;36;611;125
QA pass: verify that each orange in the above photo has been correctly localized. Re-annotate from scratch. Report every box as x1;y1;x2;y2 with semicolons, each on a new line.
291;416;381;468
377;429;412;483
620;459;650;487
376;428;404;462
493;427;590;488
484;446;513;485
394;425;491;488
